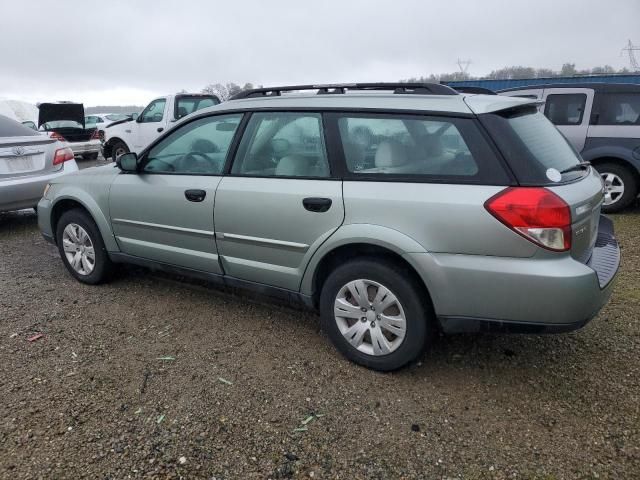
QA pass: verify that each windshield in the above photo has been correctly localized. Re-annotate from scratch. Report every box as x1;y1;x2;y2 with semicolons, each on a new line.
481;107;584;185
105;114;129;121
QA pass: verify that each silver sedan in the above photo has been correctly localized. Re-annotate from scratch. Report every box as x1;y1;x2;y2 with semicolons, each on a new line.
0;114;78;213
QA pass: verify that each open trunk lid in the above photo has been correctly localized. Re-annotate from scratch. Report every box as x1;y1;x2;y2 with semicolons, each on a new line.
38;102;85;128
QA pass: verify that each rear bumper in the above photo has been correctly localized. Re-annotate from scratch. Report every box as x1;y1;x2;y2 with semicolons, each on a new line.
69;140;100;156
407;215;620;334
0;161;79;213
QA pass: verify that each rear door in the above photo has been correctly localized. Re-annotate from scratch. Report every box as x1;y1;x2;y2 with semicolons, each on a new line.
109;113;244;273
542;88;594;152
214;111;344;291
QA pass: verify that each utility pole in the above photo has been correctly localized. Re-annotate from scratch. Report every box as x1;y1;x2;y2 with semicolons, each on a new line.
457;58;471;75
621;39;640;71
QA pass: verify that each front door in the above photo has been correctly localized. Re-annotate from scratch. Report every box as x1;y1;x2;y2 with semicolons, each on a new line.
214;112;344;291
109;113;244;273
542;88;594;152
134;98;169;152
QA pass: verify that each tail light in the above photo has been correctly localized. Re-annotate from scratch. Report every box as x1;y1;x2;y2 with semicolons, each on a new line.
90;129;100;140
49;131;66;142
53;147;75;165
484;187;571;251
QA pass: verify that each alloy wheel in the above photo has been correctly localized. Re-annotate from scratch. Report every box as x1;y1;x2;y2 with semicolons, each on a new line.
601;172;625;206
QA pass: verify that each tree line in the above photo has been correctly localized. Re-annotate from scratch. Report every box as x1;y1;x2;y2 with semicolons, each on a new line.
403;63;636;83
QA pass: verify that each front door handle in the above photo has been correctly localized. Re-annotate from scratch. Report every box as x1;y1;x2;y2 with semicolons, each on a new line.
303;197;332;212
185;189;206;202
157;127;164;133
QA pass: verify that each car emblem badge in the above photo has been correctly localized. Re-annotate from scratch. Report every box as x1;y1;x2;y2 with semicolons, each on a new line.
12;146;26;156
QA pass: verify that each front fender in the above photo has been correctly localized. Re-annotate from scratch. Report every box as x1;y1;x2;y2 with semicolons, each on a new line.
50;187;119;252
299;223;428;296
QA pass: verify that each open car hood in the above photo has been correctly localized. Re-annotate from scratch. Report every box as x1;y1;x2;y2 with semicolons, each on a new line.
38;103;85;128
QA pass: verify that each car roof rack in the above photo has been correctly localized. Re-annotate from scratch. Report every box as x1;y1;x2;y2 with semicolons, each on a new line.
230;82;458;100
449;86;496;95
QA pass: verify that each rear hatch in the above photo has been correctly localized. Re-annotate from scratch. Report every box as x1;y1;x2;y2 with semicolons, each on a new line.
477;103;604;263
38;103;95;143
0;114;59;179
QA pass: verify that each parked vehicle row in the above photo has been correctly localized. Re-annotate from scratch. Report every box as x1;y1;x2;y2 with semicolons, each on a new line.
37;83;620;371
101;93;220;162
499;83;640;212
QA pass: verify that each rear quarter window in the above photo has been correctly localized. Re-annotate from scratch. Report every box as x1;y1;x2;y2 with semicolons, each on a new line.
480;108;584;185
595;93;640;125
330;113;510;185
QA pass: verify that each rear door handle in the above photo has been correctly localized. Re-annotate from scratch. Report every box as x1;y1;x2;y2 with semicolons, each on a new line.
185;189;206;202
303;197;332;212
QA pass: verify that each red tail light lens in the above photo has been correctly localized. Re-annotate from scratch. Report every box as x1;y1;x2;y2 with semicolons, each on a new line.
53;147;75;165
484;187;571;251
49;131;66;142
90;129;100;140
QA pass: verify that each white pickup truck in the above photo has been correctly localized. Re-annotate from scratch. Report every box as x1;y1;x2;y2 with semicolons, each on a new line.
102;93;221;162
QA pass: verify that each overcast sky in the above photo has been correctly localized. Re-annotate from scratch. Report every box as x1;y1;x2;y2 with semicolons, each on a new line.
0;0;638;106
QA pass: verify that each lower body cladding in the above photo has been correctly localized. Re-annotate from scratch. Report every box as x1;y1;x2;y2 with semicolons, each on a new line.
409;216;620;334
1;162;79;212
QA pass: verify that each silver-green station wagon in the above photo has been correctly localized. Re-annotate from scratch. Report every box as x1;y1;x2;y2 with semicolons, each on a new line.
38;83;620;371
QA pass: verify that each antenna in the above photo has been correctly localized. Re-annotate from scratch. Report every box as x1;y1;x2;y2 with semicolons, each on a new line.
457;58;471;75
621;39;640;71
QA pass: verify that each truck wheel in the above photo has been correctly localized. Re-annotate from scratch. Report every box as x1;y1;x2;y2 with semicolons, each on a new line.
319;257;431;371
111;141;129;162
595;162;638;213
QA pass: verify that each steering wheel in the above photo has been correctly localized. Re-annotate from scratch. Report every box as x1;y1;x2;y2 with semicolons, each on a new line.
179;151;221;173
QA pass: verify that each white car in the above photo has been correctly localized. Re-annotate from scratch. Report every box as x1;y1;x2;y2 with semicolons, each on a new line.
102;93;220;161
85;113;132;139
38;103;101;160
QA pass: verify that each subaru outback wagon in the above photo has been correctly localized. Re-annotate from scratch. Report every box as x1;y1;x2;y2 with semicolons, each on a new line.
38;83;620;371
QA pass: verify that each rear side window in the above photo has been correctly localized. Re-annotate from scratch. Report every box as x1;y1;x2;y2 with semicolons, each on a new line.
0;115;39;137
231;112;330;178
481;108;584;185
544;94;586;125
596;93;640;125
334;113;509;184
175;96;220;120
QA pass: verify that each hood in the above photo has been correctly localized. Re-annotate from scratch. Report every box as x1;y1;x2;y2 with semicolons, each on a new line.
38;103;85;128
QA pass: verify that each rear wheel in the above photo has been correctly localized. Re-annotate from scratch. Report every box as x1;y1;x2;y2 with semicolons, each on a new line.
55;209;114;284
111;141;129;163
594;162;638;213
319;258;431;371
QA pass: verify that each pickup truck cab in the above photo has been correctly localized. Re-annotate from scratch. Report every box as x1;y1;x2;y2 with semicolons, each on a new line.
500;83;640;212
102;93;220;162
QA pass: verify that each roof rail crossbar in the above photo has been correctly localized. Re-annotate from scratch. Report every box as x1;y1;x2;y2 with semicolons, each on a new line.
230;82;458;100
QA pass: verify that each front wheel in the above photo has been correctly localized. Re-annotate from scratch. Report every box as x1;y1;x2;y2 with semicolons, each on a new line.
110;141;129;163
595;162;638;213
55;209;115;284
319;258;431;371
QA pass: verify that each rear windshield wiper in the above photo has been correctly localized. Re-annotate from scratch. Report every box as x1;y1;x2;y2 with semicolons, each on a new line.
560;161;591;174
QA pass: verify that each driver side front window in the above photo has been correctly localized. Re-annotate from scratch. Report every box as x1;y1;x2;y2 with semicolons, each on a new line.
139;99;167;123
143;114;243;175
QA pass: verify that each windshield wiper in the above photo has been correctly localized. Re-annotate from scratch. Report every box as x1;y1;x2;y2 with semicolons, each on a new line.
560;161;591;174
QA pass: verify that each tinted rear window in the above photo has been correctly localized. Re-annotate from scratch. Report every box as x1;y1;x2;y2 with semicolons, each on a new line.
0;114;39;137
595;93;640;125
481;108;584;185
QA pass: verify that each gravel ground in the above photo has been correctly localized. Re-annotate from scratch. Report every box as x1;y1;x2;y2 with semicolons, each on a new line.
1;160;639;479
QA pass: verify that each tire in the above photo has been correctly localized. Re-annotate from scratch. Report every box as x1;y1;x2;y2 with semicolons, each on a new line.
594;162;638;213
55;209;115;284
110;140;129;163
83;152;99;160
319;257;431;371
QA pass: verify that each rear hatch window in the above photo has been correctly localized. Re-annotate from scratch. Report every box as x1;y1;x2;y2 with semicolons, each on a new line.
480;107;587;185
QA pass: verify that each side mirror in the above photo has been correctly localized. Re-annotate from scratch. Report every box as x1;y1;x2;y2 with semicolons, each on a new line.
116;152;139;172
